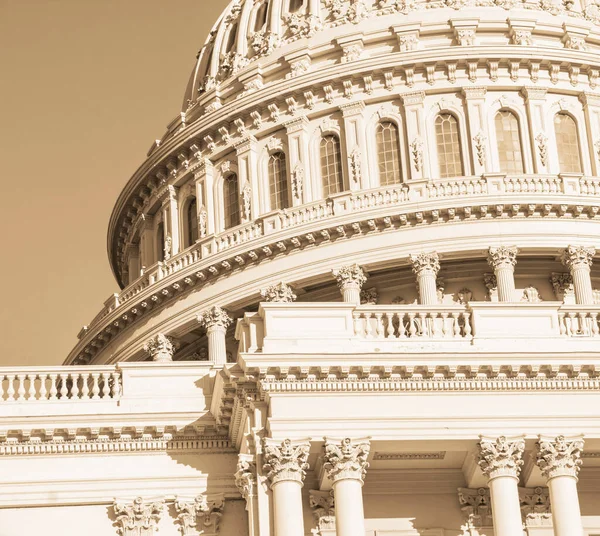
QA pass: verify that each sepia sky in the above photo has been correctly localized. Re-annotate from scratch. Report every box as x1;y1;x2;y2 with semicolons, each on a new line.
0;0;229;366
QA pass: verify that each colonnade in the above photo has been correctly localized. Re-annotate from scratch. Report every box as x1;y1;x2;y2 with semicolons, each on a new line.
249;435;586;536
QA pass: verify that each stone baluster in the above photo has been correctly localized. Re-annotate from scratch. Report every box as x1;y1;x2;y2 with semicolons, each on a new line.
478;436;526;536
198;306;233;365
322;437;370;536
561;246;596;305
410;252;441;305
536;435;585;536
143;333;175;362
487;247;518;302
333;265;367;304
263;438;311;536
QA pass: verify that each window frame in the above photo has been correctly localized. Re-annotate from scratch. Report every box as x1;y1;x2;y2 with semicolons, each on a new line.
434;111;465;179
494;109;526;175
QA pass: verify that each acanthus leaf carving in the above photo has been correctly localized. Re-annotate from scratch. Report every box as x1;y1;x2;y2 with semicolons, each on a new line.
322;437;371;483
309;489;336;533
535;133;549;167
457;488;492;528
143;333;175;362
235;455;257;502
333;264;367;291
561;245;596;270
478;436;525;479
487;246;518;270
174;494;225;535
473;131;487;167
114;497;165;536
262;438;310;486
292;162;304;199
536;435;585;479
198;306;232;331
349;147;362;185
410;137;424;172
261;282;297;303
410;252;440;277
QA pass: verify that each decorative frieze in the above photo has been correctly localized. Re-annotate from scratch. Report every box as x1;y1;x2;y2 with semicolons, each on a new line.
260;282;297;303
478;436;525;479
536;435;585;479
143;333;175;362
175;494;225;535
262;438;310;486
322;437;370;483
114;497;165;536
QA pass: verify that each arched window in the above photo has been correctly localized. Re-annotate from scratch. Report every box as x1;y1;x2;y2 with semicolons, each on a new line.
554;113;582;173
495;110;524;174
186;197;199;247
376;121;402;185
254;3;268;32
157;222;165;262
320;134;344;196
435;113;464;178
223;174;241;229
268;152;289;210
288;0;304;12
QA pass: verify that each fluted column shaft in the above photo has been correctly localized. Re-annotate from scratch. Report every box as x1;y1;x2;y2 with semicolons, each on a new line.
263;438;310;536
323;438;370;536
488;247;518;302
198;307;232;365
410;253;441;305
478;436;525;536
333;265;367;304
536;435;585;536
562;246;596;305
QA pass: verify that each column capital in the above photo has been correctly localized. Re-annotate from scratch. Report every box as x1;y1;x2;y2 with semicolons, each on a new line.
143;333;175;362
260;282;297;303
198;306;233;331
332;264;367;291
487;246;518;270
262;438;310;486
114;497;165;536
478;436;525;480
322;437;371;484
174;494;224;535
410;252;440;277
561;245;596;270
536;435;585;479
235;455;257;501
309;490;336;533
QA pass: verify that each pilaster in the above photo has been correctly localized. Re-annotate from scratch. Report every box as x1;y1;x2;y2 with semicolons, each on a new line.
194;159;216;236
339;101;368;190
401;91;428;180
522;87;549;173
284;116;312;205
462;87;489;175
235;136;259;221
579;93;600;175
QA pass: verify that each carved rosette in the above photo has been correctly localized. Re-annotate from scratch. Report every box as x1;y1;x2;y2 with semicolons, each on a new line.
561;245;596;271
114;497;165;536
410;252;440;277
174;494;225;535
322;437;371;484
262;438;311;486
536;435;585;479
260;282;297;303
332;264;367;291
478;436;525;479
487;246;518;270
198;306;233;332
235;455;257;502
309;489;336;532
143;333;175;362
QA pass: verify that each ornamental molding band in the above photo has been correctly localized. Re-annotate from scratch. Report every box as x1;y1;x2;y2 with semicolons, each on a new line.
322;437;371;484
309;489;336;535
478;435;525;479
174;494;225;536
332;264;367;290
114;497;165;536
198;306;233;331
234;455;257;502
260;282;297;303
262;438;311;486
561;245;596;270
143;333;175;362
536;434;585;479
487;246;518;270
410;252;440;276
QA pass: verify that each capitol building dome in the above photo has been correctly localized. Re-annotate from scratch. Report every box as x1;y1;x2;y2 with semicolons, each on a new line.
3;0;600;535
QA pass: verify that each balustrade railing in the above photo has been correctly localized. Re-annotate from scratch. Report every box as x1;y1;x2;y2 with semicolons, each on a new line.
558;307;600;337
353;306;473;340
0;367;121;402
89;174;600;333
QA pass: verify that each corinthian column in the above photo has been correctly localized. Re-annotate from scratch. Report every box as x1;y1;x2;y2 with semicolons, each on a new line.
410;252;440;305
198;306;233;365
487;247;518;302
478;436;525;536
263;438;311;536
536;435;585;536
561;246;596;305
332;265;367;304
322;437;370;536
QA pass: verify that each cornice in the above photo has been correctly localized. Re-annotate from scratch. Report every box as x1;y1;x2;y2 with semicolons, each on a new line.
74;193;600;365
